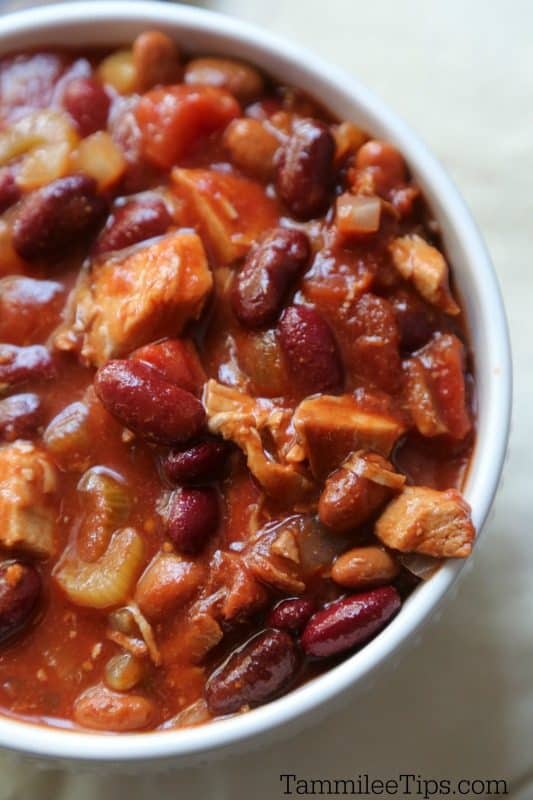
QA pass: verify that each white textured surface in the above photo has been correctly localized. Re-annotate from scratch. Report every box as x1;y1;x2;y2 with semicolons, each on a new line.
0;0;530;797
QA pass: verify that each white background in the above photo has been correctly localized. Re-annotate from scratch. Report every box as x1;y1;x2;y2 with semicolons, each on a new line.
0;1;531;797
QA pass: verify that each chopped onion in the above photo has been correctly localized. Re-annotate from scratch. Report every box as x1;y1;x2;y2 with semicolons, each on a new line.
335;193;381;236
398;552;442;580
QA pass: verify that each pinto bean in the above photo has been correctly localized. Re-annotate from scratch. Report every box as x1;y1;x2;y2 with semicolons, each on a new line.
232;228;310;329
161;438;231;485
133;31;181;93
94;195;172;255
266;598;314;633
166;487;220;555
223;118;279;181
301;586;401;657
206;629;299;716
12;174;107;261
275;118;335;219
331;546;400;590
0;344;55;391
0;561;41;643
94;359;205;445
185;57;264;104
355;140;407;194
62;77;111;137
278;304;343;395
73;684;156;731
0;393;42;441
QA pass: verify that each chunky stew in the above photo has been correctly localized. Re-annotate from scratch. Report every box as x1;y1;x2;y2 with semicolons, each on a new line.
0;32;475;732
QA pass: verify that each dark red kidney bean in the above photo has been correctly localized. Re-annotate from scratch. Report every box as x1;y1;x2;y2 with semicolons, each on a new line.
206;629;299;716
62;76;111;137
0;169;20;213
94;196;172;256
390;289;436;353
162;438;231;485
0;345;55;390
267;598;314;633
0;561;41;644
94;359;205;445
12;174;107;262
301;586;401;658
278;304;344;395
166;486;219;554
0;393;42;441
232;227;310;329
275;118;335;219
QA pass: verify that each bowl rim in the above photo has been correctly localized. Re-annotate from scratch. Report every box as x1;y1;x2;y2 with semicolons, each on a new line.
0;0;512;764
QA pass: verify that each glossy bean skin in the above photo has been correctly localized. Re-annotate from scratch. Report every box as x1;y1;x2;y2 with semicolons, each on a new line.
275;118;335;219
162;438;231;485
0;393;42;441
133;31;181;93
184;57;264;104
206;629;299;716
94;359;205;445
94;195;172;255
0;344;55;390
267;598;314;633
232;227;310;329
355;139;406;194
223;117;279;181
0;561;41;643
166;487;220;554
12;174;107;261
331;546;400;590
62;77;111;137
278;304;344;396
73;684;156;732
301;586;401;658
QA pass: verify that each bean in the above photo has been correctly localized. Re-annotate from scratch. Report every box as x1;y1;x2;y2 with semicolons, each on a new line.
0;276;65;344
104;652;146;692
223;118;279;181
278;305;343;395
331;546;400;590
185;57;264;104
232;227;310;329
12;174;107;261
355;140;406;193
267;598;314;633
301;586;401;658
0;344;55;390
318;453;395;533
133;31;181;93
73;684;156;731
0;393;42;441
135;552;205;621
0;169;20;213
162;438;231;485
0;561;41;643
206;629;298;716
131;338;205;396
166;487;220;555
94;359;205;445
94;195;172;255
62;77;110;137
275;118;335;219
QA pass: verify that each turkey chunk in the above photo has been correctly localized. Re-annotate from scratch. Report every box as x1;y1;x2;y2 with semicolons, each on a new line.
389;234;460;315
375;486;475;557
292;393;406;479
204;379;312;500
0;441;58;557
58;232;213;367
172;168;278;265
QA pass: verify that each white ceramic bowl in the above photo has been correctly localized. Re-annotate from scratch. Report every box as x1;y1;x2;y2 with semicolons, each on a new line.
0;0;512;770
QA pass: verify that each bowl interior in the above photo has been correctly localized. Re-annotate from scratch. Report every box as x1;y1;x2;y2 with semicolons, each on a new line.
0;0;512;766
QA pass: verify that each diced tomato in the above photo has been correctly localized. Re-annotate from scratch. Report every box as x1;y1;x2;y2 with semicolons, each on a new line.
131;338;206;396
135;85;240;168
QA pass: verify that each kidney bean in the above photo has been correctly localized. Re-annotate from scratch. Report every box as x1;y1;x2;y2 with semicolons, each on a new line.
206;629;298;716
232;227;310;329
0;344;55;390
0;561;41;643
301;586;401;658
278;304;343;395
275;118;335;219
267;598;314;633
318;453;395;533
12;174;107;262
185;57;264;104
162;438;231;485
94;195;172;255
0;393;42;441
62;76;111;137
133;31;181;93
331;546;400;590
94;359;205;445
166;486;220;555
0;169;20;214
